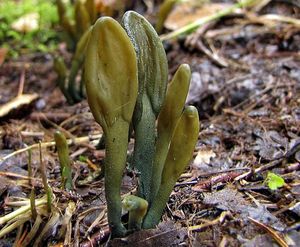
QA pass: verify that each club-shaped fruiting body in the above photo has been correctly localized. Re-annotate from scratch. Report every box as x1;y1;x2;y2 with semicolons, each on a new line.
84;16;138;237
143;106;199;228
68;27;92;102
122;195;148;231
150;64;191;204
84;11;199;237
54;131;73;190
122;11;168;201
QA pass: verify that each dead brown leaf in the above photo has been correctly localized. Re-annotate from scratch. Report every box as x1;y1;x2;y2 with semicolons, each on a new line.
0;94;39;118
165;3;239;30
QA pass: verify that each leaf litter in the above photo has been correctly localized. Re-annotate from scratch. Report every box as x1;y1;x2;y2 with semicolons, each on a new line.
0;0;300;246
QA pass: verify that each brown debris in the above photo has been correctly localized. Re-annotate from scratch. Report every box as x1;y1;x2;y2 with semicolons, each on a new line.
0;0;300;246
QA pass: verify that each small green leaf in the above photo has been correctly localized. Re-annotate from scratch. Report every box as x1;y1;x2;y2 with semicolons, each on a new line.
266;172;285;190
78;155;87;162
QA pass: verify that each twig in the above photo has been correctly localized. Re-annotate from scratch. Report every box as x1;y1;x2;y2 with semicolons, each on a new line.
0;171;47;182
0;134;102;163
17;67;26;96
27;148;37;220
234;160;282;181
79;226;110;247
248;217;288;247
0;217;29;239
74;206;106;247
175;168;250;187
188;211;232;232
30;112;72;123
39;142;52;212
192;171;243;191
160;0;257;40
84;209;106;238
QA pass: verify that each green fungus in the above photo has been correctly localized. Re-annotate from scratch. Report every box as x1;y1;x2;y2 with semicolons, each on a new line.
84;16;138;237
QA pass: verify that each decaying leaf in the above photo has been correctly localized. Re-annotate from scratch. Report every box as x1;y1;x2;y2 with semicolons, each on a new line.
203;187;286;231
164;2;240;30
95;0;128;16
0;94;39;118
193;149;216;169
253;130;288;160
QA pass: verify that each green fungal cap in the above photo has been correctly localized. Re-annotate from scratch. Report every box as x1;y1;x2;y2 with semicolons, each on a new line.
84;16;138;131
123;195;148;230
122;10;168;119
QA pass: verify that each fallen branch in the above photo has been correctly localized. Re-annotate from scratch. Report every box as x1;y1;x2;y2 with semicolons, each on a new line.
160;0;257;41
0;134;102;163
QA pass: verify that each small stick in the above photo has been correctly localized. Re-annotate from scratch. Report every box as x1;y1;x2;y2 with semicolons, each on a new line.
0;134;102;163
234;160;282;181
160;0;257;40
193;171;243;191
0;197;47;225
79;226;110;247
0;171;48;182
39;142;52;212
27;148;37;220
17;67;25;97
188;211;231;232
248;217;288;247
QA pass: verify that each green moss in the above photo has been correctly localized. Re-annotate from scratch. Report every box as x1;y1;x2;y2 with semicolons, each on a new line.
0;0;58;55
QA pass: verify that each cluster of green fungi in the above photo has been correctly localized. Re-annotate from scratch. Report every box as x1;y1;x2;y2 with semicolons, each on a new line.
84;11;199;237
54;0;96;104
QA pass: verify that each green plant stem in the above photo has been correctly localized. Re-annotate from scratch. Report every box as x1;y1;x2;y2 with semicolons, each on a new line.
149;135;168;203
85;0;96;23
75;0;91;38
133;96;156;202
67;27;91;103
160;0;257;40
143;178;176;229
122;11;168;202
79;68;85;98
104;119;130;237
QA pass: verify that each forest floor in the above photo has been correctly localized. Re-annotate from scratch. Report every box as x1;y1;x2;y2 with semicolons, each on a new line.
0;0;299;246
